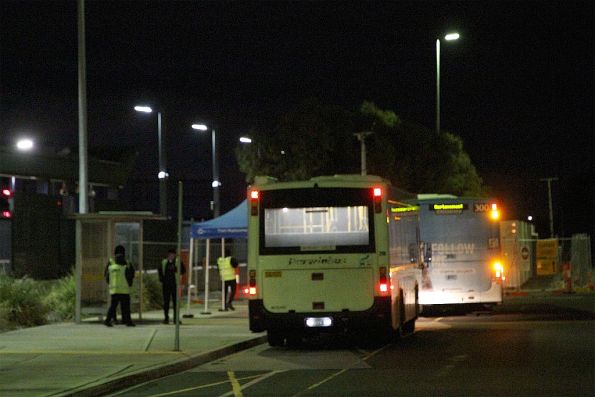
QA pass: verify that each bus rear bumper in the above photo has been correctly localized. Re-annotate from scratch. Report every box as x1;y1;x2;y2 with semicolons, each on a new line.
249;297;392;334
419;281;503;306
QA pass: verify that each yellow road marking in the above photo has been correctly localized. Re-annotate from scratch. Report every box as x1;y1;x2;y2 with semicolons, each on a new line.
143;374;261;397
227;370;244;397
293;344;388;396
305;368;349;391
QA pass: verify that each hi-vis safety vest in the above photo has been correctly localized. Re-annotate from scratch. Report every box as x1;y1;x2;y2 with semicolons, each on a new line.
107;259;131;295
217;257;236;281
161;257;181;274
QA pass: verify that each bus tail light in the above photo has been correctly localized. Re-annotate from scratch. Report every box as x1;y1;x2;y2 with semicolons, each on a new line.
492;261;504;282
373;187;382;213
249;269;257;296
378;266;389;294
490;203;500;221
250;190;259;216
2;210;10;218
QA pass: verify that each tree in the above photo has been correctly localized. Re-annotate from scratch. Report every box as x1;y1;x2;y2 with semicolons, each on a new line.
236;98;357;182
236;99;485;196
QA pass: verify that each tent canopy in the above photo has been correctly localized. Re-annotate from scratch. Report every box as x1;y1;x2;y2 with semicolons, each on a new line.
191;200;248;239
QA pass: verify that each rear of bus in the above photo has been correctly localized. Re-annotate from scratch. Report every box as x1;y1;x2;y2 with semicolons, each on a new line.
416;197;503;310
247;176;394;345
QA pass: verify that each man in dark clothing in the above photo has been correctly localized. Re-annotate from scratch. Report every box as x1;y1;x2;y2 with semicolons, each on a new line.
158;248;186;324
104;245;135;327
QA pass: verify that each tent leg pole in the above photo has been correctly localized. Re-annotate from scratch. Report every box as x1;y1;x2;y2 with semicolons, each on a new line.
184;236;194;318
220;238;226;311
202;238;211;314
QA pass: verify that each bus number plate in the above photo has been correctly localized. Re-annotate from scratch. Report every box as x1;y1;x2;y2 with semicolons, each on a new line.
305;317;333;327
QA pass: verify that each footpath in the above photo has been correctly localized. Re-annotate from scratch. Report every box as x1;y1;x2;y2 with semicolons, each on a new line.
0;299;266;397
0;290;593;397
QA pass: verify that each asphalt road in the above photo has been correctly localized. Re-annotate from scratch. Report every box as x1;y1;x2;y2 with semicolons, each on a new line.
111;312;594;397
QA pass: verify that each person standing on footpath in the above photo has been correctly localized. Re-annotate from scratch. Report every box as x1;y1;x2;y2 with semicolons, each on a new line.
217;249;239;311
158;248;186;324
104;245;135;327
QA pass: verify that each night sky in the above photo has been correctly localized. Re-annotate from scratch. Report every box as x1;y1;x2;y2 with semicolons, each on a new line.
1;1;593;238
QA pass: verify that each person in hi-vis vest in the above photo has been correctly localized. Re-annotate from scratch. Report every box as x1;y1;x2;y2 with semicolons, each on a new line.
158;248;186;324
217;249;239;311
104;245;135;327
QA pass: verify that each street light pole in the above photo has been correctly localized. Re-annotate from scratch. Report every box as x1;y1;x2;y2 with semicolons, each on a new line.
192;124;220;218
211;128;220;218
135;106;168;217
157;111;167;218
436;38;441;134
354;131;373;175
436;32;459;134
77;0;88;214
540;177;558;238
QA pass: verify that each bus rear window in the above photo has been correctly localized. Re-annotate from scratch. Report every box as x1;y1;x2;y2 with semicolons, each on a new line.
260;188;375;254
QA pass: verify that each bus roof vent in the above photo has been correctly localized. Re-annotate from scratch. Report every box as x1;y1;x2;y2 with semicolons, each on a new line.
417;193;458;200
310;174;385;183
254;176;278;185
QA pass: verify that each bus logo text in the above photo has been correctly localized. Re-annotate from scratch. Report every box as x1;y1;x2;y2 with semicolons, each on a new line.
288;256;347;266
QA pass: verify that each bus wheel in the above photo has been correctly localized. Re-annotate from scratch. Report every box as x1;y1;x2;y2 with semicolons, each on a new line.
267;331;284;347
401;318;415;334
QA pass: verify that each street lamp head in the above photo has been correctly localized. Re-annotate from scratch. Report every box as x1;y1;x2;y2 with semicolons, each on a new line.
444;33;460;41
192;124;208;131
16;138;34;151
239;136;252;143
134;105;153;113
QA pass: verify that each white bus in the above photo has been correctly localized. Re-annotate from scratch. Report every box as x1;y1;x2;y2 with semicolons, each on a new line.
246;175;421;346
413;195;504;311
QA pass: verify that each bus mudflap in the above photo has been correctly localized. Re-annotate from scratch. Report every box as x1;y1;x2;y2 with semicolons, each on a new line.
249;299;266;332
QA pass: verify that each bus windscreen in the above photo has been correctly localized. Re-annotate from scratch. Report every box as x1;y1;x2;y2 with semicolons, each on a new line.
260;188;375;254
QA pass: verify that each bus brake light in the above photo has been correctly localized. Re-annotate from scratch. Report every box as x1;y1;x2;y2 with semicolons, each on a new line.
490;203;500;220
250;190;259;216
2;210;10;218
2;188;11;197
248;270;257;296
373;187;382;213
378;266;389;294
493;261;504;279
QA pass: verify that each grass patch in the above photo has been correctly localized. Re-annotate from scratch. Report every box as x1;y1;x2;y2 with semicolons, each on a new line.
0;275;49;330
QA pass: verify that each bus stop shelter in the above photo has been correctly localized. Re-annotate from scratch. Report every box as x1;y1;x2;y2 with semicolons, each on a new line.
70;212;165;323
190;200;247;313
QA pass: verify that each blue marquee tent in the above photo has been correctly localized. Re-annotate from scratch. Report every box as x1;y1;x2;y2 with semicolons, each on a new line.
191;200;248;239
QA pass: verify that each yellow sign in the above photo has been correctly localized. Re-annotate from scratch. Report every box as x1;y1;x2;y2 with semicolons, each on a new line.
433;203;464;210
391;206;419;213
536;239;558;275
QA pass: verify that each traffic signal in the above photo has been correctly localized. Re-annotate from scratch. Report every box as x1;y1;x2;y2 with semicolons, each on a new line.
1;188;12;218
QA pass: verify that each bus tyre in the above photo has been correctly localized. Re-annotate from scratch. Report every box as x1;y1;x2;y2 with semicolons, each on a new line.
401;318;415;334
267;331;284;347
